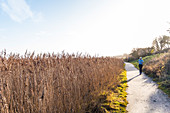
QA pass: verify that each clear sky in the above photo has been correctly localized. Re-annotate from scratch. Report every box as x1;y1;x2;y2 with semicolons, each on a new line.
0;0;170;56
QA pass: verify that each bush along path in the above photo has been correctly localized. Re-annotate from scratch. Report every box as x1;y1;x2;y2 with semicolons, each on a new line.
125;62;170;113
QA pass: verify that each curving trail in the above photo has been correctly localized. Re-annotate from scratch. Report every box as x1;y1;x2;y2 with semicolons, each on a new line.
125;62;170;113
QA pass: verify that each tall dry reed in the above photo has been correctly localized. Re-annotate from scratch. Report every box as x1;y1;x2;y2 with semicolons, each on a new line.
0;51;124;113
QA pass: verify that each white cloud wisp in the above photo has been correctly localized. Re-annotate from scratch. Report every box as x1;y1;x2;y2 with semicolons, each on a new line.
0;0;42;22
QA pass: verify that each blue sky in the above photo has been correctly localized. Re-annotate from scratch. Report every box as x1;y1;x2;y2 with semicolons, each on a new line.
0;0;170;56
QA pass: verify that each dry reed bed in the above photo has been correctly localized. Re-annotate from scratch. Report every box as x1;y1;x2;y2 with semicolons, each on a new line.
143;52;170;77
0;51;124;113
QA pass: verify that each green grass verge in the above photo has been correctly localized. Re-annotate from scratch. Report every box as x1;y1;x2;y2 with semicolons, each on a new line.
152;77;170;97
129;53;170;97
85;70;128;113
130;54;162;70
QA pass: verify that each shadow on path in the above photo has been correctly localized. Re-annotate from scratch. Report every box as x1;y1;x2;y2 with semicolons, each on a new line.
121;75;140;83
127;75;140;82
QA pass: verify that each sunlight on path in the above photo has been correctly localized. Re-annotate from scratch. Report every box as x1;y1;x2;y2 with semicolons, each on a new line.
125;62;170;113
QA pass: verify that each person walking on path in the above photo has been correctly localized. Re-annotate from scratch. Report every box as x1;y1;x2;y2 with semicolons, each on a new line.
138;57;144;75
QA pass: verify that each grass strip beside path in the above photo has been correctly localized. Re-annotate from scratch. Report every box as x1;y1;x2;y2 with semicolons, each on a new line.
85;70;128;113
130;54;162;70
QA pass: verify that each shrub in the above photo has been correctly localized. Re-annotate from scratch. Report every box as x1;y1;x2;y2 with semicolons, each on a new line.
143;52;170;78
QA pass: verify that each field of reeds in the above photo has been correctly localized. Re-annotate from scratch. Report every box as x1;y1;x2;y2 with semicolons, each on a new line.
0;50;124;113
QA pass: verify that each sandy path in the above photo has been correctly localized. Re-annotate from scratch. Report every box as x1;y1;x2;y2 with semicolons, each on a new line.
125;62;170;113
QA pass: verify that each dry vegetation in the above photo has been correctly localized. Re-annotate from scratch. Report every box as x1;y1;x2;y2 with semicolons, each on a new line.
143;52;170;78
0;51;124;113
143;52;170;96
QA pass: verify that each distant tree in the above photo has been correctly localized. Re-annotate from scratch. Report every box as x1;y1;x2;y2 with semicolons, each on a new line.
158;36;165;50
166;24;170;48
130;48;139;58
162;35;170;48
152;38;160;52
130;47;154;59
138;48;146;56
152;35;170;52
145;47;154;55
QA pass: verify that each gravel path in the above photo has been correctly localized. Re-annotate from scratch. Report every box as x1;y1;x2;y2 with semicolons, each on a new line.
125;62;170;113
